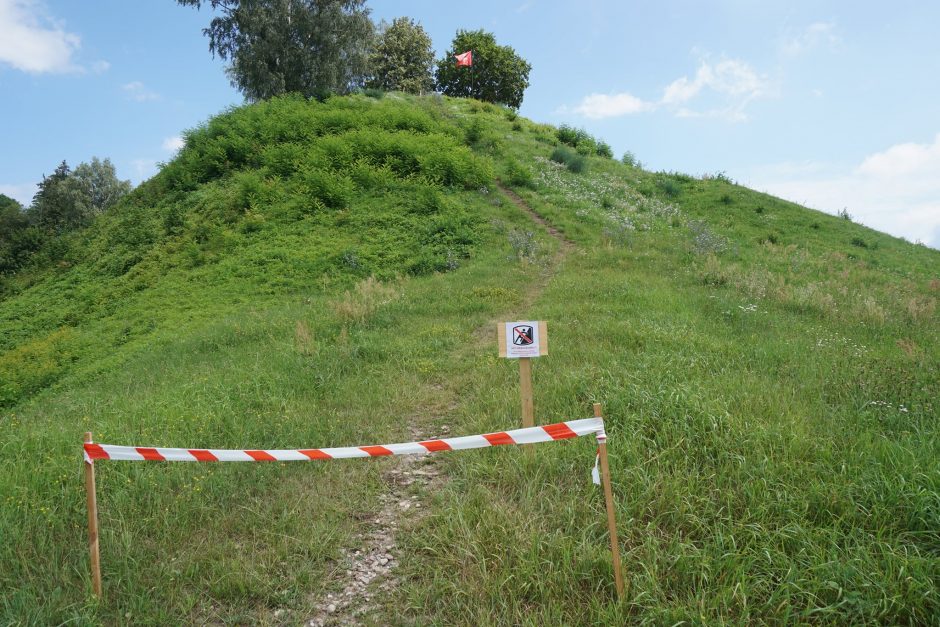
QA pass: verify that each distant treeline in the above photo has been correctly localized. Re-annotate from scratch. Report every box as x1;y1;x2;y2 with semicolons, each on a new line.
0;158;131;277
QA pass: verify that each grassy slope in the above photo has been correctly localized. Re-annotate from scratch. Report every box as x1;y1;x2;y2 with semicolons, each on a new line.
2;94;938;624
389;109;939;624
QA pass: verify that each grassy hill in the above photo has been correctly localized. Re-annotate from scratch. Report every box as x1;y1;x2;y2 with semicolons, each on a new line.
1;93;937;624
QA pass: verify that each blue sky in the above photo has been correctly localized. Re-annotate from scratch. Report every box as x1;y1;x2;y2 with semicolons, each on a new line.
1;0;938;248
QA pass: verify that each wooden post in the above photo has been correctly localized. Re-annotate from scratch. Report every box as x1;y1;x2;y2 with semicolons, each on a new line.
84;432;102;598
519;357;535;429
594;403;624;599
497;321;547;434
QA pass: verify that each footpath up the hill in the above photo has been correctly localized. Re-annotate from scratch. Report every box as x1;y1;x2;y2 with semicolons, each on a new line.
305;184;571;626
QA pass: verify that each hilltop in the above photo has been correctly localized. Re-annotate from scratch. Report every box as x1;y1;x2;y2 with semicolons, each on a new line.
1;93;938;624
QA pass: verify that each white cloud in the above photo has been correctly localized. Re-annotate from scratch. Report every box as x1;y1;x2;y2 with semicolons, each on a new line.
660;58;770;121
562;92;654;119
162;136;185;152
0;0;81;73
745;133;940;248
780;22;841;57
857;134;940;178
91;59;110;74
122;81;160;102
561;56;769;122
662;75;700;105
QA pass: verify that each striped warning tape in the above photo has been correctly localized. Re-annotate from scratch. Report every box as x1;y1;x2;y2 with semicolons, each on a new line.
84;417;606;463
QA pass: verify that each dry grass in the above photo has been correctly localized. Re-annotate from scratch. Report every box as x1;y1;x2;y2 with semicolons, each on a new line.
858;295;887;325
294;320;315;355
896;338;921;357
330;276;403;324
700;254;728;286
905;296;936;323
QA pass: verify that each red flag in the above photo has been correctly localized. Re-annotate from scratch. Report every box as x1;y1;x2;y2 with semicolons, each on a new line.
455;50;473;67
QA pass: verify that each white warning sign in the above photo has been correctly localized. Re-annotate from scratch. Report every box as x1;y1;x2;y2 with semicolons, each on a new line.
498;320;548;359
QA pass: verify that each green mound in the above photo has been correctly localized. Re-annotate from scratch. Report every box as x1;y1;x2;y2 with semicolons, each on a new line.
2;92;938;624
0;94;492;408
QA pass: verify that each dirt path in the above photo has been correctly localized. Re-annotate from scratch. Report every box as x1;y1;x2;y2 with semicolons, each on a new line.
303;183;571;626
496;183;573;251
304;413;449;627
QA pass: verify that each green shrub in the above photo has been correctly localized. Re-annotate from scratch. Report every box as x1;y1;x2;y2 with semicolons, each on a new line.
621;151;640;167
411;186;451;215
464;118;483;145
556;124;611;157
550;146;587;173
297;169;354;209
566;155;587;173
473;129;504;155
575;141;595;156
506;158;535;188
549;146;570;165
261;143;307;177
657;178;682;198
162;204;185;235
239;210;265;234
557;124;588;147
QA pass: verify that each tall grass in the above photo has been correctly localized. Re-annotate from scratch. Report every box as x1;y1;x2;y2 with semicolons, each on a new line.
385;96;940;624
2;92;939;624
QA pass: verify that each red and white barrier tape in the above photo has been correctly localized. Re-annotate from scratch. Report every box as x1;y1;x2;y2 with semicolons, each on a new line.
84;417;606;464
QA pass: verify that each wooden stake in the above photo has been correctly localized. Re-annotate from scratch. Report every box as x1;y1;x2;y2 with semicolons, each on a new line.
594;403;624;599
519;357;535;429
84;432;102;598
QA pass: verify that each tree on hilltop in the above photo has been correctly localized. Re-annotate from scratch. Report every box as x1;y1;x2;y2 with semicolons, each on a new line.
71;158;133;219
177;0;374;101
434;30;531;109
28;158;131;235
29;161;78;234
367;17;434;94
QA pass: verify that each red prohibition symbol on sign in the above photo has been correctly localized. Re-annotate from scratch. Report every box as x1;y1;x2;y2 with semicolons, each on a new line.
512;325;535;346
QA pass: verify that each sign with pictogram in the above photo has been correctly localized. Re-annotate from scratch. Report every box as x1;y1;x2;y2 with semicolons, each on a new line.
498;321;548;359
